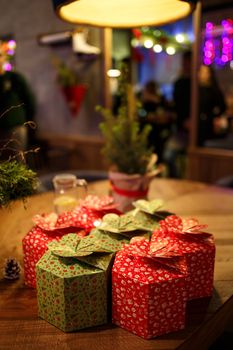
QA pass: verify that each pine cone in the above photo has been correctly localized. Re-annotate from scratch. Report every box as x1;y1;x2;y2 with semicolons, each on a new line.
3;258;21;280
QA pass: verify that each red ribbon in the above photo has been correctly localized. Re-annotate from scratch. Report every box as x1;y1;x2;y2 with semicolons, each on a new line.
110;181;148;198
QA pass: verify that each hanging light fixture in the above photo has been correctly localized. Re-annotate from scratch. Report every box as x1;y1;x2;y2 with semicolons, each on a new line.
52;0;197;28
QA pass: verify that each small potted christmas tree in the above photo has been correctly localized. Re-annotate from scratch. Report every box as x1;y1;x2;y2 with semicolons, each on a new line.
97;64;160;212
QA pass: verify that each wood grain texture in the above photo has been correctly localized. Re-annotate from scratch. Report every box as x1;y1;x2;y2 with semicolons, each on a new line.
0;178;233;350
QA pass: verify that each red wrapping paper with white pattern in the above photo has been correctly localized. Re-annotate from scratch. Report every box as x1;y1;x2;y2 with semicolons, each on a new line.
23;195;118;288
23;226;67;288
151;215;215;300
112;238;188;339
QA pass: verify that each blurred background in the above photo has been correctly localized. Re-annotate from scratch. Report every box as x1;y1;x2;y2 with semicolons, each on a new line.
0;0;232;185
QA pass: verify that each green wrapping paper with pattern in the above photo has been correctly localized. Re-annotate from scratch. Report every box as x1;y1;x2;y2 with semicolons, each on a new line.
36;231;128;332
98;199;170;237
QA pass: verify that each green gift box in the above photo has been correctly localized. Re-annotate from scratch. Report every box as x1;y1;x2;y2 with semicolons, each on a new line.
36;231;128;332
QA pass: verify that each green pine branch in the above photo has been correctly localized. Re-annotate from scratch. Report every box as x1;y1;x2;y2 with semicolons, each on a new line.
0;160;38;207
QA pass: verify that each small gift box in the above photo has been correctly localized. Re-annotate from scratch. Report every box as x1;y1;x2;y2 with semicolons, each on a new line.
151;215;216;300
112;238;188;339
23;195;117;288
36;231;128;332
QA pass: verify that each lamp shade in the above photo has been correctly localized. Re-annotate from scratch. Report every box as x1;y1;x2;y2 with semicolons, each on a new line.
52;0;196;28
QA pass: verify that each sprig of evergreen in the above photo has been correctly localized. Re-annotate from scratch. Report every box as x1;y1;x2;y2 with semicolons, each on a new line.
51;56;78;87
0;160;37;207
97;65;154;175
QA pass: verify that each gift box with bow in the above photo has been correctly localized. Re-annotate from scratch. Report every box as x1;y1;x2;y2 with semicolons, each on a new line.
23;195;118;288
151;215;215;300
36;230;128;332
112;237;188;339
97;199;172;238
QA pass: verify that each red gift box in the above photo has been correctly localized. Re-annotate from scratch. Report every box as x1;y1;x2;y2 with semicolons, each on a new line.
112;238;188;339
151;215;216;300
23;225;64;288
23;196;118;288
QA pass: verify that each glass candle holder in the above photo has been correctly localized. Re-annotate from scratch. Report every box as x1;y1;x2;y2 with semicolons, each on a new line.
52;173;87;214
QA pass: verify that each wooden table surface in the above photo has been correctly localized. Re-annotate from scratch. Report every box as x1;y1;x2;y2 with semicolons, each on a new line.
0;178;233;350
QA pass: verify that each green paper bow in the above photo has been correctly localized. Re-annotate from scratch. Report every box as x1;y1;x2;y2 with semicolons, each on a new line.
133;199;164;215
48;230;129;271
48;233;115;271
131;198;173;228
98;213;153;236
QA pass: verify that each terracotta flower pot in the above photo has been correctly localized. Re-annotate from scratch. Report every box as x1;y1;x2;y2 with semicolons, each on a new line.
108;168;160;213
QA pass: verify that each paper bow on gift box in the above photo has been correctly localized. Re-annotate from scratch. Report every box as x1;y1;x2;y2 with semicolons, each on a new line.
98;211;157;236
33;207;102;235
132;199;164;215
33;195;120;235
123;237;187;274
158;215;212;241
48;233;114;271
78;195;119;212
131;198;174;228
48;230;129;270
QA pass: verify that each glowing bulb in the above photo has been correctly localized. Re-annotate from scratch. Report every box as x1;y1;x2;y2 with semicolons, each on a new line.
144;39;153;49
3;63;12;71
131;38;140;47
154;30;161;37
175;34;185;43
204;58;211;65
153;44;162;53
221;55;229;63
166;46;176;55
142;27;149;32
107;69;121;78
7;49;14;55
8;40;16;49
206;22;214;31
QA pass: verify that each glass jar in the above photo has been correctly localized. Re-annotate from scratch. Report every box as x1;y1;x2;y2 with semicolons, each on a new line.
52;173;87;214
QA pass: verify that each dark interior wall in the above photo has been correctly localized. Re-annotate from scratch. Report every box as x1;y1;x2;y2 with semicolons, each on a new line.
0;0;103;136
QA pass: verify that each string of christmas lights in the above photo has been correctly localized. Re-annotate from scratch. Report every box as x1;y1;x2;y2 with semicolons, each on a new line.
0;38;16;71
203;18;233;67
131;27;192;57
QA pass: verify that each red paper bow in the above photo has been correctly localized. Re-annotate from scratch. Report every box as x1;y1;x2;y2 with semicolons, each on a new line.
159;215;212;240
32;207;102;236
122;237;187;274
78;195;118;212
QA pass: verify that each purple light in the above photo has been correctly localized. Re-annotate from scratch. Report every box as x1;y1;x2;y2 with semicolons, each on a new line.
8;40;16;49
3;62;12;71
205;40;214;49
203;19;233;67
221;55;229;63
205;50;213;58
204;58;211;65
222;37;230;45
221;19;231;29
206;22;214;31
7;49;14;55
